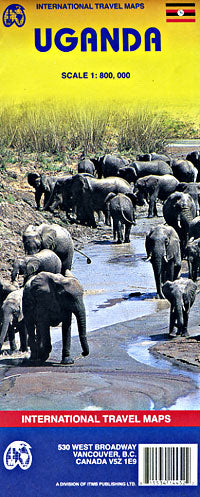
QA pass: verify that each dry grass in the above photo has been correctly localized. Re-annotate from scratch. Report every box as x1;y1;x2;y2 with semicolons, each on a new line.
0;101;198;156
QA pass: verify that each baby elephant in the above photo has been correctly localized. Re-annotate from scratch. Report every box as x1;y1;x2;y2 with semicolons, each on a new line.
105;192;136;243
11;249;62;283
162;278;197;337
0;288;27;354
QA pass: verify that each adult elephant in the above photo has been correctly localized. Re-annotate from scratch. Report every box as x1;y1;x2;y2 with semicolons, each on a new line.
185;238;200;281
118;160;173;183
23;223;74;274
104;192;136;243
186;151;200;180
11;249;62;284
0;289;27;354
27;172;57;210
134;174;179;217
163;192;196;256
176;182;200;215
145;224;181;299
137;152;171;164
171;159;198;183
162;278;197;337
78;159;95;175
188;216;200;239
43;175;73;217
93;154;128;179
23;271;89;364
70;174;132;228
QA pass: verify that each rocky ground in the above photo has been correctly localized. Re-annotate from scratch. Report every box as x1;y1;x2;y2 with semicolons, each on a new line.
0;147;200;410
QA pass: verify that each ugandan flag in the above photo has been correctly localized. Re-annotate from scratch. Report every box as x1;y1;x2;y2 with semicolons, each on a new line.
166;3;196;22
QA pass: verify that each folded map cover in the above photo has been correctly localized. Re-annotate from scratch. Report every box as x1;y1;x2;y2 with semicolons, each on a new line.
0;1;200;495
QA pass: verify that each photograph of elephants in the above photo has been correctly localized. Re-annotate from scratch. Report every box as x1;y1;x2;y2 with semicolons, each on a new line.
0;0;200;420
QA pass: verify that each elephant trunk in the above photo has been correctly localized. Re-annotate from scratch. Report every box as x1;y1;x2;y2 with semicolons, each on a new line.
151;255;163;298
175;299;184;334
74;298;89;356
11;260;26;282
181;206;195;226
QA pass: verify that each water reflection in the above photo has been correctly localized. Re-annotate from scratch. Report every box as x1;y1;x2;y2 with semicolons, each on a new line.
128;336;200;410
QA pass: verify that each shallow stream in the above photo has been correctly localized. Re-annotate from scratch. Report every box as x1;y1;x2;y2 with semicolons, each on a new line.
52;234;200;410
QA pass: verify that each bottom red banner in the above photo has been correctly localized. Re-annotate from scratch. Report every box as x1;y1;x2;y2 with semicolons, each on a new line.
0;410;199;427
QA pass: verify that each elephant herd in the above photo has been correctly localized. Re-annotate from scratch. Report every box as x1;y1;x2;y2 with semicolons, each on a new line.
1;149;200;363
0;223;89;364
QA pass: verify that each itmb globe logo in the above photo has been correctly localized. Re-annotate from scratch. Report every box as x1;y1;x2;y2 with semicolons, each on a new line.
3;441;32;470
3;4;26;27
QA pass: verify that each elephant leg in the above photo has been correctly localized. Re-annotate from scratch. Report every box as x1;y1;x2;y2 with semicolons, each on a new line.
103;206;111;226
25;318;37;361
176;308;184;336
148;195;157;218
87;212;97;228
153;201;158;217
192;262;198;281
113;219;118;241
35;189;43;210
198;261;200;279
36;320;52;363
97;210;104;222
61;312;74;364
43;191;51;208
124;224;131;243
61;257;73;275
8;324;17;352
166;263;174;282
152;264;163;299
182;307;189;337
169;306;177;336
116;221;123;244
18;321;28;352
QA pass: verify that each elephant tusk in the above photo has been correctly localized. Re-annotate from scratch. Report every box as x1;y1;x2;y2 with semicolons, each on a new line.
145;256;152;262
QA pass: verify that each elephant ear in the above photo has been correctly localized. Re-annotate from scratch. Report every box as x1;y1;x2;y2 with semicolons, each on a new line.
41;174;50;192
145;231;154;258
162;281;173;302
81;175;92;192
164;234;174;261
41;229;56;250
26;259;40;277
183;281;197;309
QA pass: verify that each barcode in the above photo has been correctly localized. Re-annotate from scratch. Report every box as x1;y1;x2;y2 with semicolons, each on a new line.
138;444;198;486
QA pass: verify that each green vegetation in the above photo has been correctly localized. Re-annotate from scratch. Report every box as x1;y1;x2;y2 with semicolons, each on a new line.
0;101;199;156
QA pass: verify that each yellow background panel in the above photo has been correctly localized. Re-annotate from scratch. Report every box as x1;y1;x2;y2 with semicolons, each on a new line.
0;0;199;117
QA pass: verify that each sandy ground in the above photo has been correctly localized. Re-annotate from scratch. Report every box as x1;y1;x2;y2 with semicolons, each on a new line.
0;298;199;411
